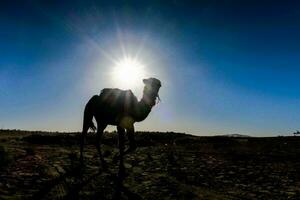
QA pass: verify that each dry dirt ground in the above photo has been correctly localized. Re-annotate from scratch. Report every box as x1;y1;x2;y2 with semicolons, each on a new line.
0;130;300;199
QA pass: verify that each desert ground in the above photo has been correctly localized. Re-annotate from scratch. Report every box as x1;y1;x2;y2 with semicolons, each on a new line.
0;129;300;199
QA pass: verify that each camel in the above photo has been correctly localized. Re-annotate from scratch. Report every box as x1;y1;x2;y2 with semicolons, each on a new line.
80;78;161;171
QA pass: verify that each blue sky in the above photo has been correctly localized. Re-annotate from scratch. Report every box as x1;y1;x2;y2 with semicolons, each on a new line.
1;0;300;136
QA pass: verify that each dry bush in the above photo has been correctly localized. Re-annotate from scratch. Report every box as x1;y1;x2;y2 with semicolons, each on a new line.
0;145;13;170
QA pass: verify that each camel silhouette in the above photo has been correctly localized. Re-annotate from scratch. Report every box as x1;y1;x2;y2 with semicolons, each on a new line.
80;78;161;171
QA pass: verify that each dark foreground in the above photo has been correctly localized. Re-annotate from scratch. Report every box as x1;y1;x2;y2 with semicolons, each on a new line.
0;130;300;199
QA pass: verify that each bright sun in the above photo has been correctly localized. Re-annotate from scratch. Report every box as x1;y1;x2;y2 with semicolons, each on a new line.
112;57;145;89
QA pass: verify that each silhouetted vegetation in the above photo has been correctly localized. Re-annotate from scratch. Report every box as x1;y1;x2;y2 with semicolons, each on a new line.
7;130;188;147
0;145;13;170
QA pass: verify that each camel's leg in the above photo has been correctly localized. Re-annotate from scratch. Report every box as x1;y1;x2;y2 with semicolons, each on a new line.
113;126;126;199
80;102;95;166
124;125;137;155
117;126;126;176
95;123;107;170
80;124;89;165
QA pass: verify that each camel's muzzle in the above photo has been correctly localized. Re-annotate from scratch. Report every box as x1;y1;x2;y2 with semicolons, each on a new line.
155;94;161;105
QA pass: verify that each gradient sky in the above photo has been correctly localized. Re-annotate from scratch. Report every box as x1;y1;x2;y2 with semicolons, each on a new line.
1;0;300;136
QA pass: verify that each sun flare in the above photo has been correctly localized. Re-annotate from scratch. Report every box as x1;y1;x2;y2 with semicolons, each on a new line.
112;57;145;89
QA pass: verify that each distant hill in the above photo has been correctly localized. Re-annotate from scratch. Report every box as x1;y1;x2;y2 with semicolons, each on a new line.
216;133;251;138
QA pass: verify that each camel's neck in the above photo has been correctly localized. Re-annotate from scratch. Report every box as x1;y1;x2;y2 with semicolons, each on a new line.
133;95;153;122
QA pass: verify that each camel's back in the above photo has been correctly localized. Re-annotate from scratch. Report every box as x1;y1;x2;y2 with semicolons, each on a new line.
96;88;138;116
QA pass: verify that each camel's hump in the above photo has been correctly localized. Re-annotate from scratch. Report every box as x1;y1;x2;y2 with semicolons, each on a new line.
100;88;133;95
100;88;138;103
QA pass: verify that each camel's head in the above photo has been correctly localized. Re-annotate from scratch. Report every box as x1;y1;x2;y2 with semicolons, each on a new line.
142;78;161;106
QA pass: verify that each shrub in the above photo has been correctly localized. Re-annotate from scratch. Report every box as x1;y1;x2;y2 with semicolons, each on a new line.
25;146;35;155
0;145;13;170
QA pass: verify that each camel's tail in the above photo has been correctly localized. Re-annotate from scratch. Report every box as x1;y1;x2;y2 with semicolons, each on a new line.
80;95;97;163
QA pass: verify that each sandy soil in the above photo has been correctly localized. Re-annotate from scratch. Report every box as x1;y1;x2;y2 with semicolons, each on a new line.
0;131;300;199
